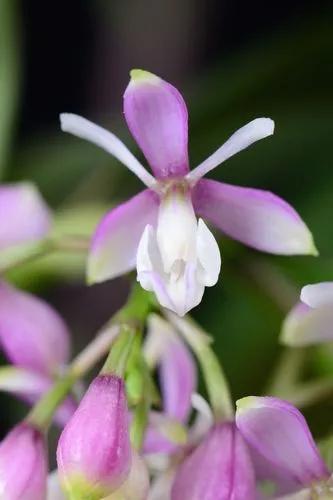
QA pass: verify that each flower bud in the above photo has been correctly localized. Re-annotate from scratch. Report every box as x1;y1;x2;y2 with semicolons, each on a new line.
57;374;131;499
171;422;256;500
0;423;47;500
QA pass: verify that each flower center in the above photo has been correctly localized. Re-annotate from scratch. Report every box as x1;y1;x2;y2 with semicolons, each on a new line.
136;181;221;316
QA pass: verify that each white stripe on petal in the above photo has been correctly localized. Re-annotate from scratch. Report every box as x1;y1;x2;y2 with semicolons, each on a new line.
60;113;156;188
187;118;274;183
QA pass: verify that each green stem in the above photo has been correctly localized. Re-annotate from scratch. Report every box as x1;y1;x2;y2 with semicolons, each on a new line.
165;312;234;422
130;394;150;451
101;325;135;377
129;358;152;450
266;347;307;396
27;371;76;429
0;235;89;274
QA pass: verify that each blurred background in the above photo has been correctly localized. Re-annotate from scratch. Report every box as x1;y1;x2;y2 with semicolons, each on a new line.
1;0;333;444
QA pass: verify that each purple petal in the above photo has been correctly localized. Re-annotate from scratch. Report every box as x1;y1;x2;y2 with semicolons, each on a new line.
0;281;71;376
124;70;189;179
88;189;159;283
300;282;333;308
0;423;47;500
159;329;197;422
145;314;197;423
236;396;329;486
192;179;317;255
143;418;178;455
0;182;51;250
171;423;256;500
281;301;333;346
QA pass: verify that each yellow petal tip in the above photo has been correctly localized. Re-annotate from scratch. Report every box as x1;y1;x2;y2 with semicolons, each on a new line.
129;69;160;85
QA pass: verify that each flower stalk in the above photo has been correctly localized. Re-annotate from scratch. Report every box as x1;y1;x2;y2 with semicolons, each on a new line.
0;234;89;274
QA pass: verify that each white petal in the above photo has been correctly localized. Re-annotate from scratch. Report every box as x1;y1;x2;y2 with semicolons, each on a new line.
136;227;204;316
47;471;65;500
301;282;333;308
156;190;197;274
148;468;176;500
189;393;214;445
60;113;156;188
187;118;274;183
196;219;221;286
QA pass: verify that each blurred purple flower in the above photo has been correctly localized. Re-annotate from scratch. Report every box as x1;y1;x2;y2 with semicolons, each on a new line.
0;182;51;250
282;282;333;346
0;422;47;500
60;70;315;316
0;281;70;377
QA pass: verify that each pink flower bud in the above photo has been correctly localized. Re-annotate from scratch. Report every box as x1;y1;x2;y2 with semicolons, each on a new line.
171;422;256;500
57;374;131;499
0;423;47;500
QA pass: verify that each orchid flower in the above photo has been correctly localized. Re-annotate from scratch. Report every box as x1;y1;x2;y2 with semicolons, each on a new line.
236;396;332;498
281;282;333;346
60;70;316;316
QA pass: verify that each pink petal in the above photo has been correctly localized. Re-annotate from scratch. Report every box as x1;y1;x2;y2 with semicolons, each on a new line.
159;330;197;422
192;179;317;255
171;423;256;500
124;70;189;179
88;189;159;283
300;282;333;308
0;423;47;500
0;281;70;376
145;315;197;422
236;396;329;486
0;182;51;250
281;302;333;346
